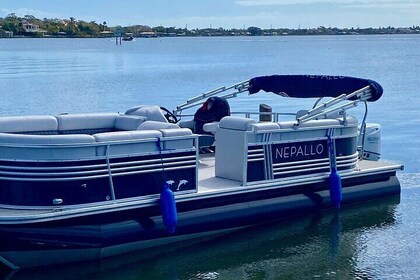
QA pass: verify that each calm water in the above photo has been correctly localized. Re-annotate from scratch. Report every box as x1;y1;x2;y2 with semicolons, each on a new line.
0;35;419;279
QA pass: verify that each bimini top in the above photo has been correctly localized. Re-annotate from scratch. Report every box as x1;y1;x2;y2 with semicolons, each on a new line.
248;75;383;102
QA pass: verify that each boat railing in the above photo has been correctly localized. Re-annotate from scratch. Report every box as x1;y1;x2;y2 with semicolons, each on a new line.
175;80;250;115
297;86;371;125
0;134;196;148
175;80;372;127
234;112;296;122
0;135;199;206
178;111;296;122
0;134;197;160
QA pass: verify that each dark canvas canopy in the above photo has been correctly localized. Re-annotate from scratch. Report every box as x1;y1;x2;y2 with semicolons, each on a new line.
248;75;383;102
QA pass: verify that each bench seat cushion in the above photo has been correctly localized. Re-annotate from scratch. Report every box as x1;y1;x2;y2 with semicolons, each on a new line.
0;133;96;160
159;128;193;150
249;122;280;132
0;133;95;144
0;115;58;134
56;113;118;133
93;130;162;142
93;130;162;156
138;121;180;130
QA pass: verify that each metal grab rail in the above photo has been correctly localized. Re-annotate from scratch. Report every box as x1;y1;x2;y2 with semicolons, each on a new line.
177;111;296;123
175;80;250;115
106;144;116;201
175;79;373;130
0;135;197;162
296;86;371;125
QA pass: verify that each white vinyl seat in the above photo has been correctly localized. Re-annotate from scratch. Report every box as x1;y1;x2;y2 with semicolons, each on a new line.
114;115;147;131
0;115;58;134
0;133;96;160
125;105;168;122
55;113;119;134
159;128;193;150
93;130;162;156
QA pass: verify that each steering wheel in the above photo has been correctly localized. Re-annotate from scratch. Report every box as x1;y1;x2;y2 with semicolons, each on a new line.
160;107;179;124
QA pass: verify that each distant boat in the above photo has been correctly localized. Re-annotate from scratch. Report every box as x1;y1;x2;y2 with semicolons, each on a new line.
122;35;133;41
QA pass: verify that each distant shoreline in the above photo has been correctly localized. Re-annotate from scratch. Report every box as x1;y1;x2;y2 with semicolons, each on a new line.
1;14;419;39
1;33;419;39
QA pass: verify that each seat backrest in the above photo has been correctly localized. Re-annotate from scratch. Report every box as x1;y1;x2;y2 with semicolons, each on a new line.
55;113;118;134
114;115;147;131
159;128;193;150
0;115;58;134
215;116;257;181
93;130;162;156
125;105;168;123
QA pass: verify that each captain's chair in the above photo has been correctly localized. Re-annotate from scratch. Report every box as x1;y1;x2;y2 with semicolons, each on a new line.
179;97;230;151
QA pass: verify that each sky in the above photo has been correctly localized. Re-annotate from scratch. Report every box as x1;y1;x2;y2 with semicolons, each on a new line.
1;0;419;29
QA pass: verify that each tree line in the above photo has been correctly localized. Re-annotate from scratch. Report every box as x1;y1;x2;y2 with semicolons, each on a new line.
1;14;419;38
0;14;109;37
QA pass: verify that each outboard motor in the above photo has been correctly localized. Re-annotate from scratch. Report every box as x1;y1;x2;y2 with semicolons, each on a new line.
358;123;381;161
193;97;230;134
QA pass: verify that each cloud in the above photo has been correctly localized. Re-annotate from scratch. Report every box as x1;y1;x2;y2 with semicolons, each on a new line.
236;0;322;5
147;12;330;29
235;0;352;5
344;1;420;9
235;0;420;8
0;8;11;16
1;8;61;19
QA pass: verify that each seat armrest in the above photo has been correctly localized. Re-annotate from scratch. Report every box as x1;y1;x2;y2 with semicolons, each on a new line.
178;120;195;130
203;122;219;134
219;116;257;131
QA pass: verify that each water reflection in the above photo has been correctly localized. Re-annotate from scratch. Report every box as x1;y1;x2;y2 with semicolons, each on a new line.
4;195;400;280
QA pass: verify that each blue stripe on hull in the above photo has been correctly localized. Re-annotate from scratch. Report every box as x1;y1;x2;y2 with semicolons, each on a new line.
0;151;197;206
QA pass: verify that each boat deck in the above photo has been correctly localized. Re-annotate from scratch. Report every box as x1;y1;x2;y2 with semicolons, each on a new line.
197;153;242;192
196;153;402;192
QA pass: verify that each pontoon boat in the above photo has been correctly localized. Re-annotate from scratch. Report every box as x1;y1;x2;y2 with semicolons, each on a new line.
0;75;403;270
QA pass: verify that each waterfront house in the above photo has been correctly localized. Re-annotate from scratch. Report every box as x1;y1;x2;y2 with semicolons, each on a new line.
21;20;47;36
0;26;13;37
